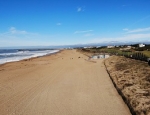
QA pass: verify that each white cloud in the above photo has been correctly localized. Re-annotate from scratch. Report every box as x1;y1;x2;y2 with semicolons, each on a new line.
89;33;150;44
77;7;82;12
123;27;150;33
84;33;94;37
130;15;150;27
0;27;56;47
74;30;93;34
0;27;39;37
89;27;150;44
9;27;27;34
125;33;150;39
56;23;62;26
77;7;85;12
0;27;74;47
123;28;129;31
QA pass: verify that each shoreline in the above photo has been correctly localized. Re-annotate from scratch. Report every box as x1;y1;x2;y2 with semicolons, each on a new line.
0;50;60;66
0;50;131;115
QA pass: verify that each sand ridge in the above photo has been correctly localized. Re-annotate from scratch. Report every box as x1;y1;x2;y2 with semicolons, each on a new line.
0;50;131;115
105;55;150;115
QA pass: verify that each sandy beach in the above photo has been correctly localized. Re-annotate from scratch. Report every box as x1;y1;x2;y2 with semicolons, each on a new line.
0;50;131;115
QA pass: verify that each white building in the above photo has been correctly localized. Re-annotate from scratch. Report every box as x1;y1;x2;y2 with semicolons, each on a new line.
107;45;115;48
139;44;145;47
92;56;98;59
92;54;110;59
104;55;110;58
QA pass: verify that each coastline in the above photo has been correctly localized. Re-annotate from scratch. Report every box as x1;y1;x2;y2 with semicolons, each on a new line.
0;49;60;66
0;49;131;115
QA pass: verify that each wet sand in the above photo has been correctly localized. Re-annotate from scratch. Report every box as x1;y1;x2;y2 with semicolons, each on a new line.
0;50;131;115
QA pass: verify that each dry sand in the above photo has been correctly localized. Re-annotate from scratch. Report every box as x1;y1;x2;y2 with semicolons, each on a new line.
0;50;131;115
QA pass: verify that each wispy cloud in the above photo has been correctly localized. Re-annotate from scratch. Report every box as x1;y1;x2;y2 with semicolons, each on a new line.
123;28;129;31
74;30;93;34
84;33;94;37
89;33;150;44
124;33;150;40
89;27;150;44
0;27;56;47
56;23;62;26
0;27;38;37
123;27;150;33
8;27;27;35
129;15;150;28
77;7;82;12
77;7;85;12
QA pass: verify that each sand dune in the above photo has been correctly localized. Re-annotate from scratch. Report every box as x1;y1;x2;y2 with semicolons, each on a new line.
105;56;150;115
0;50;131;115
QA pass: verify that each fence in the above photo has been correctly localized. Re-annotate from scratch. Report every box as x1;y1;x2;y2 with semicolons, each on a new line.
99;50;149;62
80;48;150;63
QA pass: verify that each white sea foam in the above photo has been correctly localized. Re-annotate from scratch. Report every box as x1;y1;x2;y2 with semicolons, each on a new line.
0;50;59;64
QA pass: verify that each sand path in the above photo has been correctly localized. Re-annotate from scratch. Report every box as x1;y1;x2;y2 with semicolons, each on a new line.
0;50;131;115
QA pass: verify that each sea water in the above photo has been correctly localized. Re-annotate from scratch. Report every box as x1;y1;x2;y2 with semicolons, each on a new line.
0;49;59;64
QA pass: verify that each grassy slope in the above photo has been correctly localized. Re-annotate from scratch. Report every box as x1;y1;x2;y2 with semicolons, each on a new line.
142;51;150;57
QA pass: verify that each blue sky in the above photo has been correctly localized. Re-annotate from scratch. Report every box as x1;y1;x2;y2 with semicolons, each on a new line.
0;0;150;47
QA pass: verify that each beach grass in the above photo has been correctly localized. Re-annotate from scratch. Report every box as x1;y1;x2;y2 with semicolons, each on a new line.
142;51;150;57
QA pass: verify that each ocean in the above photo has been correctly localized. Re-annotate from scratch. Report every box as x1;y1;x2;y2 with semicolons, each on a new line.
0;49;59;64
